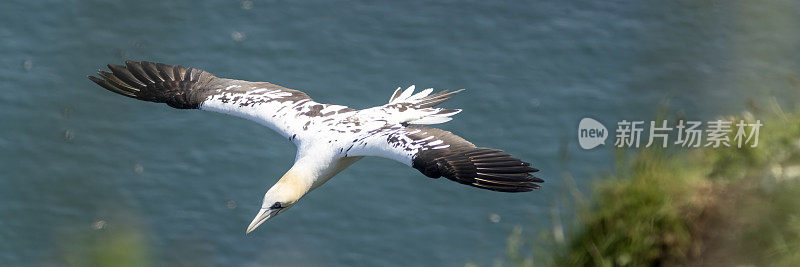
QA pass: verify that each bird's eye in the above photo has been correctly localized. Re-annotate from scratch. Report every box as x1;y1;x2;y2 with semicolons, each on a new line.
270;202;282;209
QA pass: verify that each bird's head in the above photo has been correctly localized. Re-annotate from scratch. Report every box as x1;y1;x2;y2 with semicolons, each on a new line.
246;170;309;234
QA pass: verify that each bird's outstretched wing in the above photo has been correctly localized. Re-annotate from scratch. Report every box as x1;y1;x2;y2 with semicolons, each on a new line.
89;60;353;140
344;125;542;192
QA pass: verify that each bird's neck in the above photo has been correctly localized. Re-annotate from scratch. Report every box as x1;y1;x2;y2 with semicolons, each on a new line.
275;165;315;199
280;155;362;194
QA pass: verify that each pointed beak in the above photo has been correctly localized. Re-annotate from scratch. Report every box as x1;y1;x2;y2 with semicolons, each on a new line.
246;208;279;234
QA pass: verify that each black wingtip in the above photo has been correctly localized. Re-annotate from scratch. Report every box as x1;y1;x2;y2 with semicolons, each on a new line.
418;149;544;193
405;126;543;193
88;60;216;109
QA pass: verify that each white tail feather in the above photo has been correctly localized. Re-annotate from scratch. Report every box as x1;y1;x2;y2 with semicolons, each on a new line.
408;116;453;125
389;87;403;103
436;109;462;117
406;88;434;102
394;85;415;103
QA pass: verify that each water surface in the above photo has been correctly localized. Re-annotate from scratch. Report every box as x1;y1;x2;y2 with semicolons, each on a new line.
1;0;799;266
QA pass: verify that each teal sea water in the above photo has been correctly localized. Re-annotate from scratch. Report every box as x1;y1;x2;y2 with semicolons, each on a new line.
2;0;799;266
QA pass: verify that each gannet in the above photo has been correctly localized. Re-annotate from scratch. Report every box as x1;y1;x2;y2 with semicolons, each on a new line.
89;60;543;234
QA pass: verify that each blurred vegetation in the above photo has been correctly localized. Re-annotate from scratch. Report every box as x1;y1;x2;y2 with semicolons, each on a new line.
496;98;800;266
58;220;151;267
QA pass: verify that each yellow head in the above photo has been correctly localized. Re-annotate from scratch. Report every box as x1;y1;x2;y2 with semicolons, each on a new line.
246;169;310;234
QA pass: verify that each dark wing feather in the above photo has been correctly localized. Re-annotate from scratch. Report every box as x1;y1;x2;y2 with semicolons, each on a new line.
408;126;542;192
89;60;219;109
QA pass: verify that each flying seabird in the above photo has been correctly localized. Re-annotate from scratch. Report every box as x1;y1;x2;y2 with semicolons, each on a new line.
89;60;543;234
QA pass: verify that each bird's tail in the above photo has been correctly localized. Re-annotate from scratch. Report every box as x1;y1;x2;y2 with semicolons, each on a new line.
388;85;464;108
387;85;465;125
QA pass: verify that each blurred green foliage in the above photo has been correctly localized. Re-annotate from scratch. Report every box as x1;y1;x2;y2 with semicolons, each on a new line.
495;99;800;266
60;222;151;267
557;150;693;266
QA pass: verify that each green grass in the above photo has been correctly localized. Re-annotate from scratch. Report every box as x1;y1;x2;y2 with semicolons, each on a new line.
61;225;151;267
497;101;800;266
557;150;694;266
